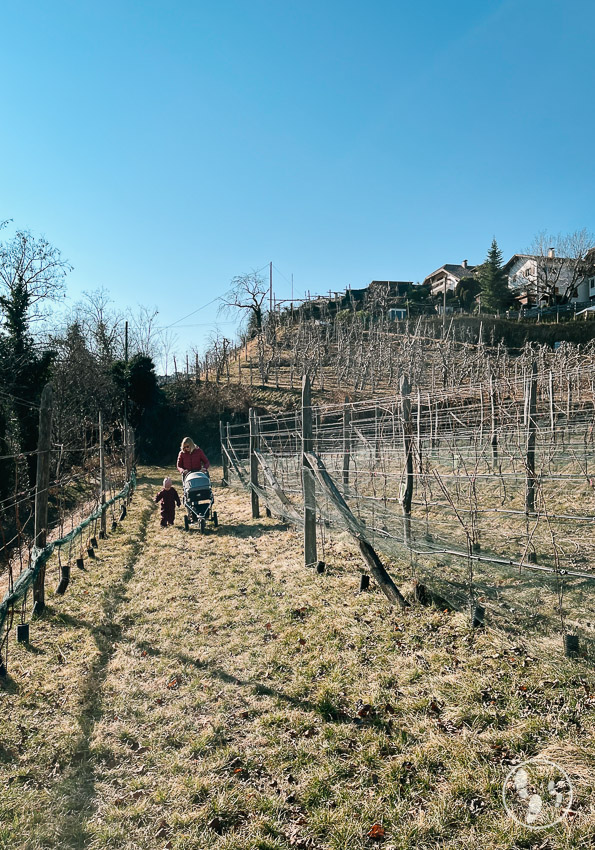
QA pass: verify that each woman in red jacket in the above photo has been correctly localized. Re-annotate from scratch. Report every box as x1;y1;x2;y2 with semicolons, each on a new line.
177;436;210;478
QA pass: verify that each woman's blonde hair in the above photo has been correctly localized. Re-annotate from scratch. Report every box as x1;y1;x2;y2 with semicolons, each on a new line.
180;436;196;451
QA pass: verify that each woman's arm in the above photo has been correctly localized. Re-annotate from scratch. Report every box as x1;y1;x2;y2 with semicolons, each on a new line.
176;451;186;474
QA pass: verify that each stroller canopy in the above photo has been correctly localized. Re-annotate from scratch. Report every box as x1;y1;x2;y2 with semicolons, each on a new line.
184;471;211;492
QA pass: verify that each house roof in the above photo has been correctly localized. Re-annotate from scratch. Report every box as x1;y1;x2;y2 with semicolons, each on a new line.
422;263;477;286
503;253;575;274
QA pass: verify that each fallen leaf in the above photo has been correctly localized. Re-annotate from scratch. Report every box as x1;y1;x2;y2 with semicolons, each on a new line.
367;823;385;840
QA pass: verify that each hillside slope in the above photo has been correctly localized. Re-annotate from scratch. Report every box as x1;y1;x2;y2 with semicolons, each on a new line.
1;469;594;849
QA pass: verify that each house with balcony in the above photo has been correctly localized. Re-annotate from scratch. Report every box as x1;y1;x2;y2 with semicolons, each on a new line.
422;260;477;298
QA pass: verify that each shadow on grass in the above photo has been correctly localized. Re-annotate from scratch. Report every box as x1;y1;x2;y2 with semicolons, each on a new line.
41;503;152;849
130;636;360;725
212;521;288;539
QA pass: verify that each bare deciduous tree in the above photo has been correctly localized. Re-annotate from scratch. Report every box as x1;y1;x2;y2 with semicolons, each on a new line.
72;288;124;361
0;222;72;323
219;270;268;336
525;229;595;305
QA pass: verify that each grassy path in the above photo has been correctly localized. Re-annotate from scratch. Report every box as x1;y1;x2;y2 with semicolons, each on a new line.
1;467;595;849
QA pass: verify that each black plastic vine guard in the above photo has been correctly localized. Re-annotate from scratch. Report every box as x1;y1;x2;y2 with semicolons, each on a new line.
564;634;579;657
76;557;85;570
111;520;118;531
119;504;127;521
87;547;95;559
90;536;98;548
55;565;71;596
17;623;29;643
472;604;485;628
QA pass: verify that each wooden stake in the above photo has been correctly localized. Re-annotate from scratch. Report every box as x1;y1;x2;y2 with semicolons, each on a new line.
401;375;413;546
342;396;351;495
302;375;317;569
99;411;106;538
304;451;408;608
220;421;229;486
33;383;53;615
249;409;260;518
525;361;538;514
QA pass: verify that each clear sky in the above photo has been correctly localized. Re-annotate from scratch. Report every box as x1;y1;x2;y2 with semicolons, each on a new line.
2;0;594;362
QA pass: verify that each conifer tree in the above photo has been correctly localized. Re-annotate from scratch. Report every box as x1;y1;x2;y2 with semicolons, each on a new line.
477;238;513;313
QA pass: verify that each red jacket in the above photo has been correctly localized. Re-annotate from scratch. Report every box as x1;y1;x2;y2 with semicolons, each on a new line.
177;446;210;475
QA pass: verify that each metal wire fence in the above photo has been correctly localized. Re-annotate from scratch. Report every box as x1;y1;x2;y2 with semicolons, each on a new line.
223;365;595;660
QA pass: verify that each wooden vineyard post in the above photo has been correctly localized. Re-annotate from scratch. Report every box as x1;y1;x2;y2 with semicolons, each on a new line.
302;375;317;569
342;396;351;495
490;373;498;472
549;370;555;442
304;451;409;608
220;421;229;486
33;383;53;616
416;388;423;474
226;423;232;484
99;411;107;539
400;375;414;546
525;361;538;514
249;409;260;518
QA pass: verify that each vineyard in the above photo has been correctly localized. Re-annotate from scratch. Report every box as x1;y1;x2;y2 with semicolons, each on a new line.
2;312;595;847
219;329;595;661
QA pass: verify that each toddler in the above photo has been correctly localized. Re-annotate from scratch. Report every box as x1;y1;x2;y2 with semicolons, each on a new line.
155;477;181;527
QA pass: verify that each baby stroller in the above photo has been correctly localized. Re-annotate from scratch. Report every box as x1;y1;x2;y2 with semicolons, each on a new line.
182;471;218;532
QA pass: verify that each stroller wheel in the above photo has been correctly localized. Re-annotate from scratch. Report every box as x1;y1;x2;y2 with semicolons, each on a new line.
184;515;190;531
212;510;218;528
200;518;206;533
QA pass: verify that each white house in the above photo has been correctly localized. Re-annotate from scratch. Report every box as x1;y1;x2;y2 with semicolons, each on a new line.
503;248;595;306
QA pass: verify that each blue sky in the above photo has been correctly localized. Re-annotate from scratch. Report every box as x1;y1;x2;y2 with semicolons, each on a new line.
2;0;594;360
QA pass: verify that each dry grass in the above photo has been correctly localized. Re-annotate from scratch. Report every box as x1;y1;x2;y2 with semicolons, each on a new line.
1;467;595;849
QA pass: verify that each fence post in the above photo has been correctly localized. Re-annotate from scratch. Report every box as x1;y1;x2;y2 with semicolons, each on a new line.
32;383;53;616
220;421;229;486
401;375;413;546
249;409;260;518
226;423;232;484
525;361;538;514
302;375;317;568
127;427;135;490
549;370;556;442
490;373;498;471
99;411;107;538
342;396;351;495
416;388;423;474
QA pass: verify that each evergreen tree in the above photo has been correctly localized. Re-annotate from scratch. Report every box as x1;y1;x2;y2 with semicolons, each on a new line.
477;238;513;313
